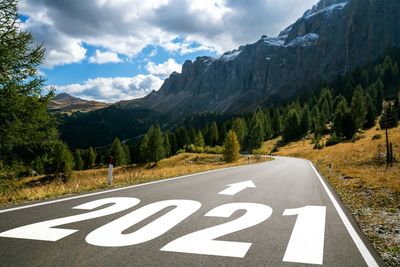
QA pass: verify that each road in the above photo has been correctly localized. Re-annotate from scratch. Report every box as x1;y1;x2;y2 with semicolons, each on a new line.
0;156;383;266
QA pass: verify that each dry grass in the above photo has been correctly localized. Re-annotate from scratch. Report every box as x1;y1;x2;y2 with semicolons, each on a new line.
266;125;400;266
0;153;269;207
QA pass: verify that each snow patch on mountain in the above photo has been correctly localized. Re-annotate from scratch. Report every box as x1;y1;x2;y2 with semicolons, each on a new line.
220;50;242;61
303;0;348;19
287;33;320;47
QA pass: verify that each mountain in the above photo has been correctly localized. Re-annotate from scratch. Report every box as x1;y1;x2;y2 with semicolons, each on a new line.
59;0;400;148
49;93;108;113
119;0;400;114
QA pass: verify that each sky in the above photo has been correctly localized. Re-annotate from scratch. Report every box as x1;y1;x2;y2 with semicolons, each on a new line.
19;0;318;103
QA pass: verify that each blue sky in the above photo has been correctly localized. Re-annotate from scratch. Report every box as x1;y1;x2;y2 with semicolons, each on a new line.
19;0;317;103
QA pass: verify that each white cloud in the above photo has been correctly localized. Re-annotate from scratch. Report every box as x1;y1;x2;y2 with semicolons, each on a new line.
145;58;182;79
57;74;164;103
88;49;122;64
55;58;182;102
19;0;318;67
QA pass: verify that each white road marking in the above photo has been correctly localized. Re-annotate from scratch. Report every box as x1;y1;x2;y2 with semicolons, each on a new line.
309;161;379;267
218;180;256;196
161;202;272;258
282;206;326;265
0;198;139;241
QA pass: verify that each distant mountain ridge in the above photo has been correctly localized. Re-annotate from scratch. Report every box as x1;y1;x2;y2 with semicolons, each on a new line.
49;93;108;113
118;0;400;114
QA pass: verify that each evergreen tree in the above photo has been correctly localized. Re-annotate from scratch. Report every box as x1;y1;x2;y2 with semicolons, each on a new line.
123;144;131;164
271;110;282;137
231;117;248;146
146;125;165;163
282;109;302;142
380;104;399;129
111;137;126;166
364;93;376;128
300;105;311;136
139;134;150;162
375;79;384;115
194;131;205;148
87;146;96;167
208;122;219;146
247;117;264;150
219;122;228;144
332;110;344;137
163;132;172;157
74;149;84;171
50;142;74;175
175;127;189;149
342;110;356;139
223;130;240;163
0;0;58;147
170;132;178;155
350;85;367;129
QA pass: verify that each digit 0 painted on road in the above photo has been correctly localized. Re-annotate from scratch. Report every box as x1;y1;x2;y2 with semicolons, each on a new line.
0;197;327;264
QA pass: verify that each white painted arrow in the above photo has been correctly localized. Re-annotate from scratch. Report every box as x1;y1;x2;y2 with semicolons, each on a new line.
218;180;256;196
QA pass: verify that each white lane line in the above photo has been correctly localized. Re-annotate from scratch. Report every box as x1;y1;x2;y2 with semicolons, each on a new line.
309;161;379;267
0;161;271;214
218;180;256;196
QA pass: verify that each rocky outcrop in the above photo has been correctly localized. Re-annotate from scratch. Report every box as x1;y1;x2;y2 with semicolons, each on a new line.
121;0;400;114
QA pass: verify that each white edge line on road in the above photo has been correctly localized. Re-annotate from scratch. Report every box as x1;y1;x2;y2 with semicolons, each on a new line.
309;161;379;267
0;161;272;214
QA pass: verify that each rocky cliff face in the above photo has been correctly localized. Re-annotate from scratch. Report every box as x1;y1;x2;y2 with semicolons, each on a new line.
121;0;400;114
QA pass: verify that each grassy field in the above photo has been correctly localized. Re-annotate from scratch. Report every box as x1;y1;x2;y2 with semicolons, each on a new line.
264;125;400;266
0;153;269;208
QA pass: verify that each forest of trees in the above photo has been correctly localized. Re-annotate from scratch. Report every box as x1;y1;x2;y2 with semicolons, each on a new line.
1;0;400;179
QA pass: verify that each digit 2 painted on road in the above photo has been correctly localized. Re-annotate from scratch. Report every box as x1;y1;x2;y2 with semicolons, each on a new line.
0;197;326;264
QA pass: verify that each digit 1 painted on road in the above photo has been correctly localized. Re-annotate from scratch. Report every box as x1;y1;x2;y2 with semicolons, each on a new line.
282;206;326;265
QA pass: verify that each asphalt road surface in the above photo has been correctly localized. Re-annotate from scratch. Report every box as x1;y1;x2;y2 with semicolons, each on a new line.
0;156;384;266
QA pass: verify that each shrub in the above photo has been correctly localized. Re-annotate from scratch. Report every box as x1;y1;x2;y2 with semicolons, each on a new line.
204;146;224;154
252;148;264;159
325;133;341;147
372;134;382;140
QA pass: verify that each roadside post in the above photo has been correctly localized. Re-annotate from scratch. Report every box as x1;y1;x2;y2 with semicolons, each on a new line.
328;163;333;175
108;156;113;185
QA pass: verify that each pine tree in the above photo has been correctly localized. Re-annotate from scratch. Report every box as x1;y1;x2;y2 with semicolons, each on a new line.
163;132;172;157
380;104;399;129
332;110;344;137
50;142;74;175
271;110;282;137
364;93;376;129
232;117;248;146
342;110;356;139
111;137;126;166
194;131;205;148
208;122;219;146
0;0;57;147
223;130;240;163
147;125;165;163
282;109;301;142
139;134;150;162
350;85;367;129
176;127;189;149
87;146;96;167
74;149;84;171
170;132;178;155
247;117;264;151
123;144;131;164
375;79;384;115
300;105;311;136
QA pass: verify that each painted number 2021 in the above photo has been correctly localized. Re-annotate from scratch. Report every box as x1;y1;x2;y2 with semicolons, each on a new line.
0;197;326;264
